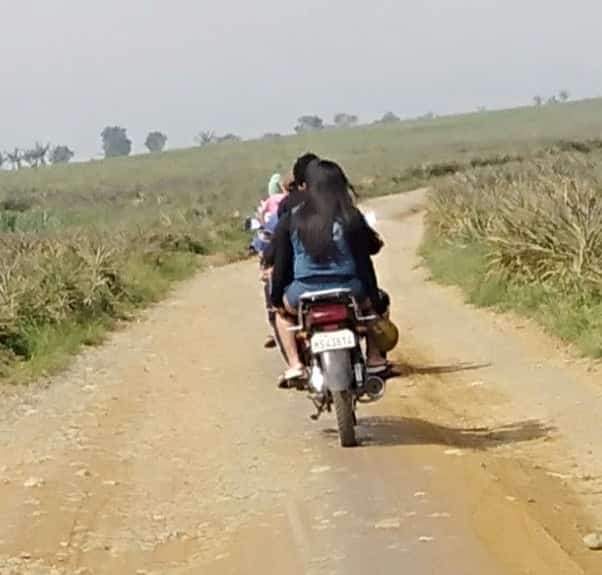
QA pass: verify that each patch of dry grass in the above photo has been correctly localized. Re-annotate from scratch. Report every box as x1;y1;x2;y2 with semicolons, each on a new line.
424;154;602;356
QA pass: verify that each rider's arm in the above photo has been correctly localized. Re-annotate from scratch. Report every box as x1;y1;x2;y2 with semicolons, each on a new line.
277;197;289;219
356;253;387;315
270;214;293;308
263;210;287;268
362;218;384;256
351;209;383;255
347;212;387;315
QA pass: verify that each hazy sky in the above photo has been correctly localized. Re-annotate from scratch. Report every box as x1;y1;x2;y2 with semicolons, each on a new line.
2;0;602;158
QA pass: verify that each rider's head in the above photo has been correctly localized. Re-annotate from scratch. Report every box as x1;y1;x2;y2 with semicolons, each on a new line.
292;153;319;191
295;159;356;262
305;159;355;212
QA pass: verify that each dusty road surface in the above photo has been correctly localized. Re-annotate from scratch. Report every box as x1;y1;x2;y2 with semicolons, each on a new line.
1;190;602;574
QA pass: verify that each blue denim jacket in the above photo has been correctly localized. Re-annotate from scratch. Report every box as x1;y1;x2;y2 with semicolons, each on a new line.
291;221;357;281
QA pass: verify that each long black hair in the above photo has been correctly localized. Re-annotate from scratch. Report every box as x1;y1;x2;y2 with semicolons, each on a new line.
294;160;358;262
288;152;319;192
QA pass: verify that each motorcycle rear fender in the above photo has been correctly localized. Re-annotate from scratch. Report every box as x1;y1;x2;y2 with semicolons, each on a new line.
320;349;354;392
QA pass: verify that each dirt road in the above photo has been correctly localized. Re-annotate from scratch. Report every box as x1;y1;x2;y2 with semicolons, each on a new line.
1;190;601;574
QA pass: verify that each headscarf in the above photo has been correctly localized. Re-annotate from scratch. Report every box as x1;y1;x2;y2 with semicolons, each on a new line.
268;173;282;197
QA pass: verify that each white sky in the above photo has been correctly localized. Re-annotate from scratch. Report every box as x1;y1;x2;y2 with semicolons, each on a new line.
1;0;601;157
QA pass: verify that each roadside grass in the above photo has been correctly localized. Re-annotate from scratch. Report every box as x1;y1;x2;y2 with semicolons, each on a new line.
0;251;195;385
422;237;602;358
421;157;602;359
0;225;248;385
7;319;112;383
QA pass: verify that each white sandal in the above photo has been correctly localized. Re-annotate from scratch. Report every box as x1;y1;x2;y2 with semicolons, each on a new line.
277;366;308;389
284;366;307;381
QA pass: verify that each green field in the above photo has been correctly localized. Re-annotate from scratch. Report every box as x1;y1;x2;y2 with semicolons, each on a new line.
4;97;602;226
2;98;602;381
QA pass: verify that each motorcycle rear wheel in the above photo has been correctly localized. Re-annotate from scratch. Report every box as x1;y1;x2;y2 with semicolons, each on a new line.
332;390;357;447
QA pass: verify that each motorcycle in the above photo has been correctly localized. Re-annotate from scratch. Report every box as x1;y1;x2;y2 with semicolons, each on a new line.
288;288;387;448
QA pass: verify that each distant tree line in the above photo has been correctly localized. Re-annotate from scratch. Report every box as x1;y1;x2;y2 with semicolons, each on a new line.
0;109;412;170
0;107;461;171
0;127;171;170
194;130;241;147
1;89;581;171
290;111;406;134
101;127;169;156
533;90;570;107
0;143;75;170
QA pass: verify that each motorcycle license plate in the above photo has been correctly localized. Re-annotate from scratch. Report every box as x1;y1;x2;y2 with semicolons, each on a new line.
311;330;356;354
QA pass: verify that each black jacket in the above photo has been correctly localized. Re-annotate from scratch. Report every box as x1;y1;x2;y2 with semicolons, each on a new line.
270;208;386;314
277;187;304;218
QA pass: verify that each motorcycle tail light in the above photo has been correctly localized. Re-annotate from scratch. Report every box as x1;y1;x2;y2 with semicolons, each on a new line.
308;304;349;326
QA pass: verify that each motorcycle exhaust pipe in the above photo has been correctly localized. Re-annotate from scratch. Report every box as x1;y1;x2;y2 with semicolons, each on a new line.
365;375;386;401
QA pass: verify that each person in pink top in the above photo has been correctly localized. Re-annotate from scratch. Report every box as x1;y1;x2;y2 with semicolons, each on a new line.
259;173;286;224
255;173;288;349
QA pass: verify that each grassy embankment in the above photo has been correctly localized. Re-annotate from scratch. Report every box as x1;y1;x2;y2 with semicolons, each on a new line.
419;104;602;357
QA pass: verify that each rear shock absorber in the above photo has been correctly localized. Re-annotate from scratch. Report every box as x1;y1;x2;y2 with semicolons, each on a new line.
352;349;365;388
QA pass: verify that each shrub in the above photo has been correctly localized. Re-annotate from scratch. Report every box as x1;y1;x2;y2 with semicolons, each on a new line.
426;156;602;295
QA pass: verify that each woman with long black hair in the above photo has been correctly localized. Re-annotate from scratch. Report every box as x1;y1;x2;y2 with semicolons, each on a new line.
271;159;388;382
